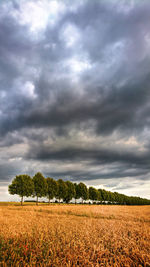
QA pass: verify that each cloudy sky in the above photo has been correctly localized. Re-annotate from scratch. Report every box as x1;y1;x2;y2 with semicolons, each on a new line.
0;0;150;201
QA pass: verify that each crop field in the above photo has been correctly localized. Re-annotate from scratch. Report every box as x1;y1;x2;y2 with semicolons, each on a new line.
0;204;150;266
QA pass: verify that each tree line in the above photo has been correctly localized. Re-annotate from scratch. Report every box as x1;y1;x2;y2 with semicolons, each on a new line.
8;172;150;205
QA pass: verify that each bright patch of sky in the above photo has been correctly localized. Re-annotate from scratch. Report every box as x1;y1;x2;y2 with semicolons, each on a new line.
0;91;6;99
69;57;91;73
15;80;37;99
61;23;81;48
23;81;37;99
12;0;66;33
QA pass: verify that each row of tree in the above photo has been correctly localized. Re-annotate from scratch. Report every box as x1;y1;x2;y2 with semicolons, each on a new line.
8;172;150;205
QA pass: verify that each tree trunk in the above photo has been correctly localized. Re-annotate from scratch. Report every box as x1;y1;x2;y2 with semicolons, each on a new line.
21;196;23;206
75;198;76;204
82;198;83;204
49;197;50;204
36;196;38;205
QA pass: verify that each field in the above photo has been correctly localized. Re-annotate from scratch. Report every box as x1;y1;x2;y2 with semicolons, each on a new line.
0;204;150;266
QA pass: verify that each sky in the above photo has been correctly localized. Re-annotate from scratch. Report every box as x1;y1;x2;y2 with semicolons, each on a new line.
0;0;150;201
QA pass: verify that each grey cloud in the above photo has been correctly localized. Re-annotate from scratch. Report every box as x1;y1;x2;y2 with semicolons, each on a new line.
1;75;150;137
26;142;150;179
0;162;23;182
43;165;150;182
1;1;150;136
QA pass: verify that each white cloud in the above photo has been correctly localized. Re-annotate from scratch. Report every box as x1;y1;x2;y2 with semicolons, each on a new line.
12;0;65;34
66;57;92;74
0;91;6;98
23;81;37;99
61;23;81;47
114;179;150;199
15;80;37;99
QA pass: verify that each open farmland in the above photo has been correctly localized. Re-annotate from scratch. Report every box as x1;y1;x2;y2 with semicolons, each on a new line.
0;204;150;266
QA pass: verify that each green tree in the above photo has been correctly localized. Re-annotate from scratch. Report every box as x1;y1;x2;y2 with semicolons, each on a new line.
74;183;78;204
108;192;115;203
101;189;108;202
32;172;47;205
97;189;103;202
46;177;58;203
57;179;67;202
64;181;76;203
76;182;88;203
8;175;34;205
89;187;99;201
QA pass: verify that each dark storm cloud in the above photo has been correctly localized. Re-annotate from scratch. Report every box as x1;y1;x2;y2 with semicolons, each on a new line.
0;161;23;182
1;1;150;136
0;0;150;197
43;168;148;182
0;12;33;89
1;75;150;137
26;142;150;179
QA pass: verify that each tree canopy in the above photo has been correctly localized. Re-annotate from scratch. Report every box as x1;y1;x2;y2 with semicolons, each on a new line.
57;179;67;202
33;172;48;205
46;177;58;203
64;181;76;203
89;187;99;201
76;182;88;202
8;172;150;205
8;174;34;205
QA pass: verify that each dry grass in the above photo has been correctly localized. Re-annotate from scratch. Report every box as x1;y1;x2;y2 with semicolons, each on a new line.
0;204;150;266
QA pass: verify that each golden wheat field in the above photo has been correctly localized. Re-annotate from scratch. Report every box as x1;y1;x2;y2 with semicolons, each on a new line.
0;204;150;266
